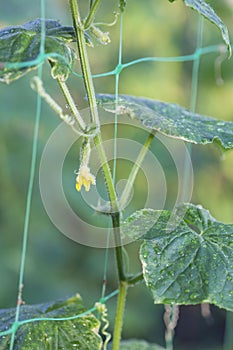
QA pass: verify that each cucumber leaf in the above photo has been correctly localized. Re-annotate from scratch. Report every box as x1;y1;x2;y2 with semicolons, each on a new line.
97;94;233;151
168;0;231;54
0;19;76;83
0;294;102;349
134;203;233;310
183;0;231;54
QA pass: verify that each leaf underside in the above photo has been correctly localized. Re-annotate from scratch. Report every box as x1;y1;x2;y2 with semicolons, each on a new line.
0;294;102;350
168;0;231;53
124;203;233;310
97;94;233;151
183;0;231;54
0;19;76;83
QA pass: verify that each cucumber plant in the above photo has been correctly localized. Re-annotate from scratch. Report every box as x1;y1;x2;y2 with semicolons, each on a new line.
0;0;233;349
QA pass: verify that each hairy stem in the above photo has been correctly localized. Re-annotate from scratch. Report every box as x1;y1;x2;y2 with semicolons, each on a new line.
94;134;126;283
69;0;99;127
112;281;128;350
57;79;86;131
69;0;128;288
92;133;118;209
119;132;155;210
68;2;152;348
111;212;126;282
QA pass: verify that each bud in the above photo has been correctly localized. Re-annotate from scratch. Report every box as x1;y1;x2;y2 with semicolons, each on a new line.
90;25;111;45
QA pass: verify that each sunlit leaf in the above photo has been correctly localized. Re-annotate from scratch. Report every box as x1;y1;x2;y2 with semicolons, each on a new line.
0;294;102;349
136;203;233;310
0;19;76;83
97;94;233;151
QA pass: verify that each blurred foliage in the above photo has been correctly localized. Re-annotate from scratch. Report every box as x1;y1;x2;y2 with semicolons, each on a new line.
0;0;233;349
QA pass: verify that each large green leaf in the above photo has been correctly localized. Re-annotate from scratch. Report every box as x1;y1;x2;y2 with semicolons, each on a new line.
123;204;233;310
114;340;165;349
0;19;76;83
168;0;231;53
0;294;102;349
97;94;233;151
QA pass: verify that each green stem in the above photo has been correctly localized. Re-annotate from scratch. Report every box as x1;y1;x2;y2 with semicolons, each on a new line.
119;132;155;210
69;0;119;211
69;1;128;347
31;76;85;135
68;3;148;348
164;304;179;350
112;281;128;350
69;0;99;127
111;212;126;282
93;133;126;282
69;0;127;285
89;0;94;9
57;79;86;131
92;133;118;208
128;272;144;286
85;0;102;29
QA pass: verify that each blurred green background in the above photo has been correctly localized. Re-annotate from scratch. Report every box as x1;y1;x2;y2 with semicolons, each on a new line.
0;0;233;349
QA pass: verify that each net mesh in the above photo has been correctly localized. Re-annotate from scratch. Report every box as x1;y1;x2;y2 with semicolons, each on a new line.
0;0;231;348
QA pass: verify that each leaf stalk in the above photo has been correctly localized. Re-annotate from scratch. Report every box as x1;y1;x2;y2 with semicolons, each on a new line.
85;0;102;29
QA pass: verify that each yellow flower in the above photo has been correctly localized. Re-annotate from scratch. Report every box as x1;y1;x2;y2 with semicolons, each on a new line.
75;165;96;192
